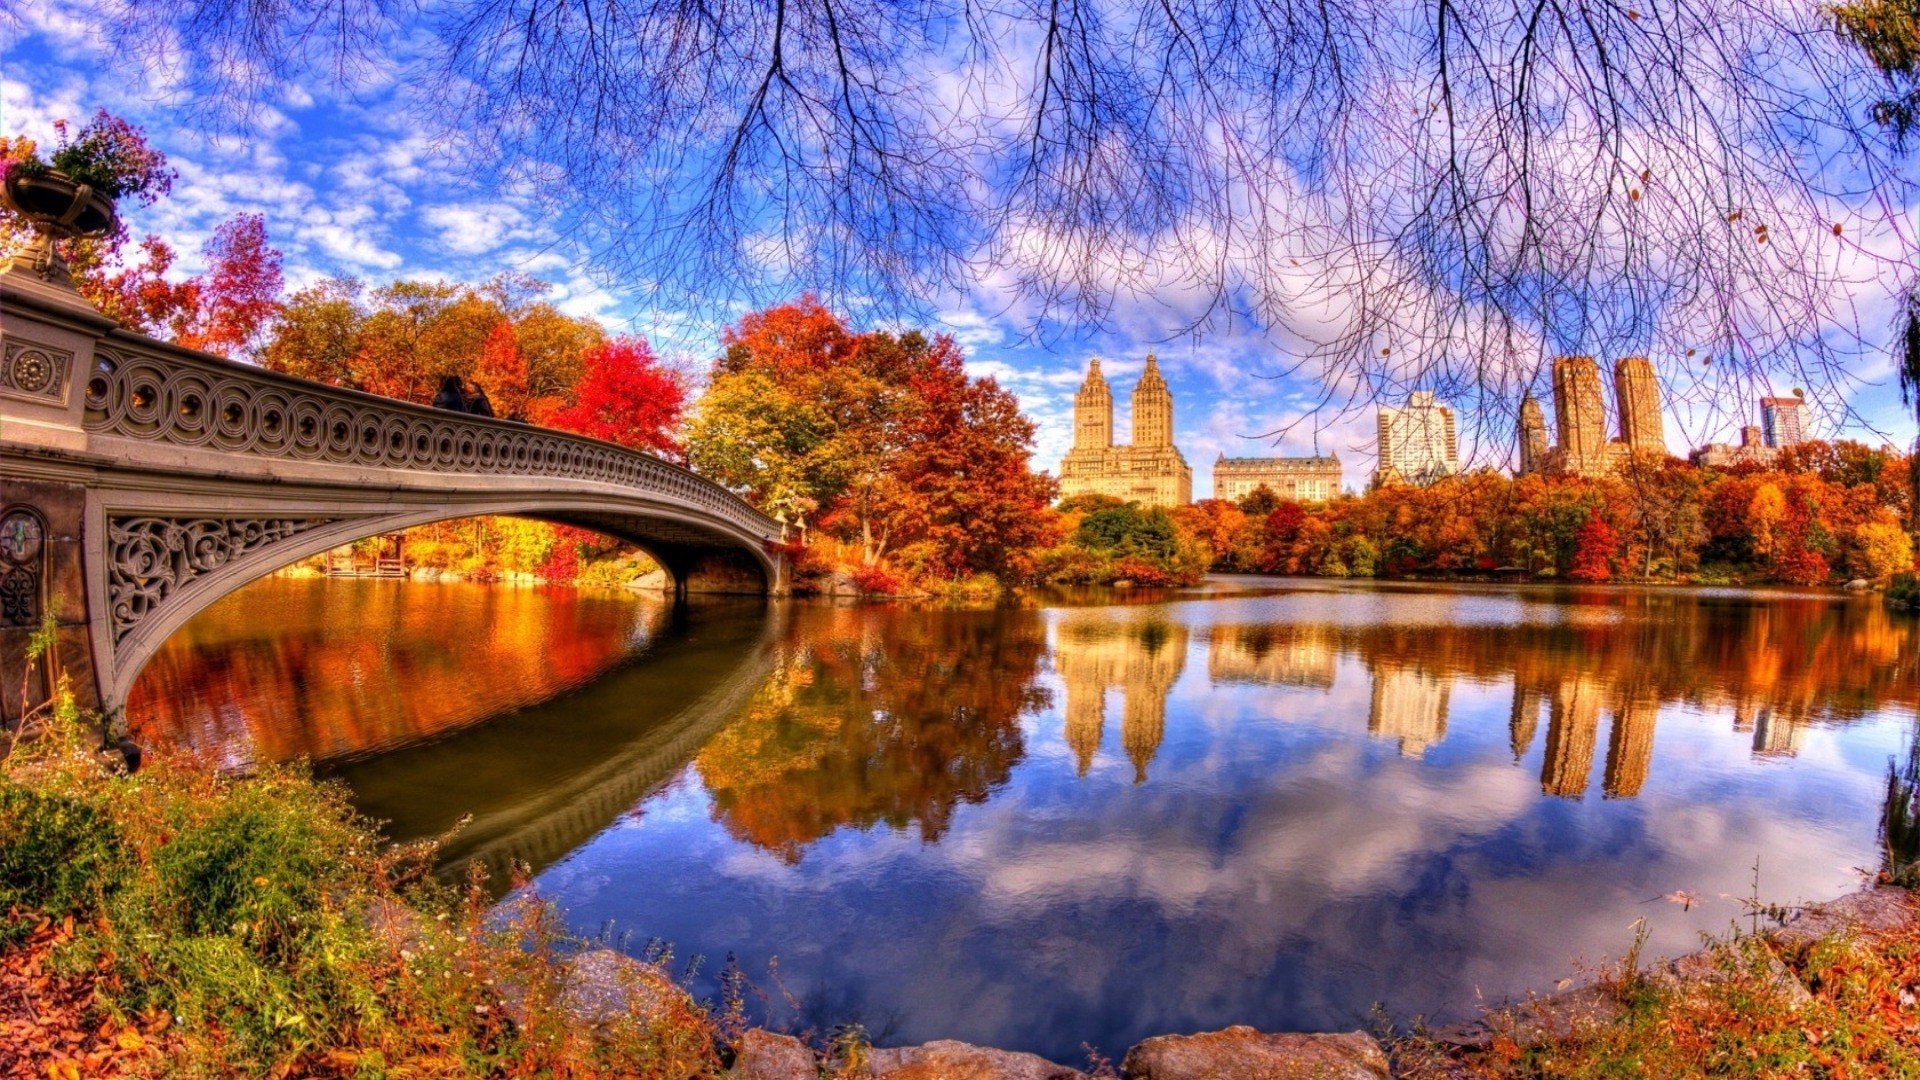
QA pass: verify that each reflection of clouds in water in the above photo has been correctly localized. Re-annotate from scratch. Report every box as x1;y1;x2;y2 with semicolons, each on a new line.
528;584;1912;1060
649;668;1895;1054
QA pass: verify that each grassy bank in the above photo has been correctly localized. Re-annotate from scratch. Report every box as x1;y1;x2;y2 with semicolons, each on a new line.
1395;887;1920;1077
0;698;723;1077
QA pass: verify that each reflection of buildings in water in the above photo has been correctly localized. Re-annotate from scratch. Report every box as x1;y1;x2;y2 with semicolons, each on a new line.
1509;686;1544;763
1205;624;1337;689
1367;664;1450;758
1603;691;1659;799
1541;675;1602;797
1526;675;1660;799
1752;708;1806;757
1731;700;1805;756
1054;617;1189;781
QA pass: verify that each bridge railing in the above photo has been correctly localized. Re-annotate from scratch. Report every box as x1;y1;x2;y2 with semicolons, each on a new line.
79;329;782;543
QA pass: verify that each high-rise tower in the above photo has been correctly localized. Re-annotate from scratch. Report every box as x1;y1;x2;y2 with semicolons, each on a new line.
1613;357;1664;454
1760;397;1805;449
1518;394;1550;475
1552;356;1608;475
1073;358;1114;451
1373;391;1458;488
1131;353;1173;449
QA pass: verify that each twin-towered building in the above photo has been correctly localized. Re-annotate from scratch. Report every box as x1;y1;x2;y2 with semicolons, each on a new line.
1060;355;1347;507
1518;356;1667;478
1058;355;1194;508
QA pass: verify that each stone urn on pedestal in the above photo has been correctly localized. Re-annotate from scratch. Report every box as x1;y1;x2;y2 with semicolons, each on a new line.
1;166;119;286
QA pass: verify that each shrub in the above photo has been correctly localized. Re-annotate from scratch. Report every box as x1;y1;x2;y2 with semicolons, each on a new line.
1109;556;1198;587
0;781;123;924
850;562;904;595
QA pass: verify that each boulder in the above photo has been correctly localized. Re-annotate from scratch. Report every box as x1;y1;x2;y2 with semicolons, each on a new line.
1772;885;1918;948
734;1029;816;1080
1846;578;1872;590
826;570;862;597
1430;986;1624;1051
1649;945;1812;1009
867;1039;1086;1079
1121;1027;1388;1080
497;947;695;1034
556;948;692;1029
628;568;672;592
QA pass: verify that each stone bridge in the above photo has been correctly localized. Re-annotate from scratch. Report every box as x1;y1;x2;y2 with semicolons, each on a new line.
0;265;788;724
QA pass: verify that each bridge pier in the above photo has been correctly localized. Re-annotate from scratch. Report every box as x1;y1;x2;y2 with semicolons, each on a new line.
0;477;102;725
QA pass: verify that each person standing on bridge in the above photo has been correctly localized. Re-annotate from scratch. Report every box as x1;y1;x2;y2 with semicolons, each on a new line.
432;374;467;412
465;382;496;418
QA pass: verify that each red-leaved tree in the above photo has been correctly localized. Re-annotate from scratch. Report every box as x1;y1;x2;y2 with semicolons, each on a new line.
180;213;283;357
548;336;687;457
873;338;1060;581
1568;516;1620;581
89;213;283;359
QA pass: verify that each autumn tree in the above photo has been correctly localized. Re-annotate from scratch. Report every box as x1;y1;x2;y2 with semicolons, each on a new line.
472;321;531;420
1568;517;1621;582
548;337;687;457
873;345;1060;581
178;213;283;357
260;278;365;385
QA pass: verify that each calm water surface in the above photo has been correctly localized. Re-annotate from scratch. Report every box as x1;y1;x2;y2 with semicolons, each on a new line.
131;577;1920;1060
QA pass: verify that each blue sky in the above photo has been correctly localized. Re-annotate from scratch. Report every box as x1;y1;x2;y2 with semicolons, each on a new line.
6;4;1917;495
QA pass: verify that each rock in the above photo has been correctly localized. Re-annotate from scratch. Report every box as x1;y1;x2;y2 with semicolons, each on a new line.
628;568;672;592
1121;1027;1388;1080
868;1039;1086;1079
1772;885;1918;947
734;1029;816;1080
1649;945;1813;1009
1846;578;1872;590
826;570;861;597
1430;987;1625;1051
556;948;691;1029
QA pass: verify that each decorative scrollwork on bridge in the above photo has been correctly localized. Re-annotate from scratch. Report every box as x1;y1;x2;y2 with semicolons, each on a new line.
2;340;71;403
0;507;47;628
107;516;332;643
81;342;779;542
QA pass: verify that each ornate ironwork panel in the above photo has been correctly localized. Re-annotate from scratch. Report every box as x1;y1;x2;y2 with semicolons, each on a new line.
0;507;46;628
82;343;779;542
107;516;331;643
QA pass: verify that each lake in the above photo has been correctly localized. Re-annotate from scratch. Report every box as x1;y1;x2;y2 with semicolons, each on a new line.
128;576;1919;1062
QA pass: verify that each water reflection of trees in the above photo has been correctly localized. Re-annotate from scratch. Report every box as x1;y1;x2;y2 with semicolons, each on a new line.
129;579;658;766
694;605;1052;863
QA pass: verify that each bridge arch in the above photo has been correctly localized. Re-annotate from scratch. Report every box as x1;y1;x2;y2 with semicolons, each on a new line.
0;265;790;723
103;499;779;712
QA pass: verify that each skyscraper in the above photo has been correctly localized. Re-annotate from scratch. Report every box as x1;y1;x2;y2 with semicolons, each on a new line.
1551;356;1609;475
1760;397;1806;449
1058;355;1193;507
1132;354;1174;448
1613;356;1665;454
1073;357;1114;451
1518;394;1550;475
1373;391;1458;488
